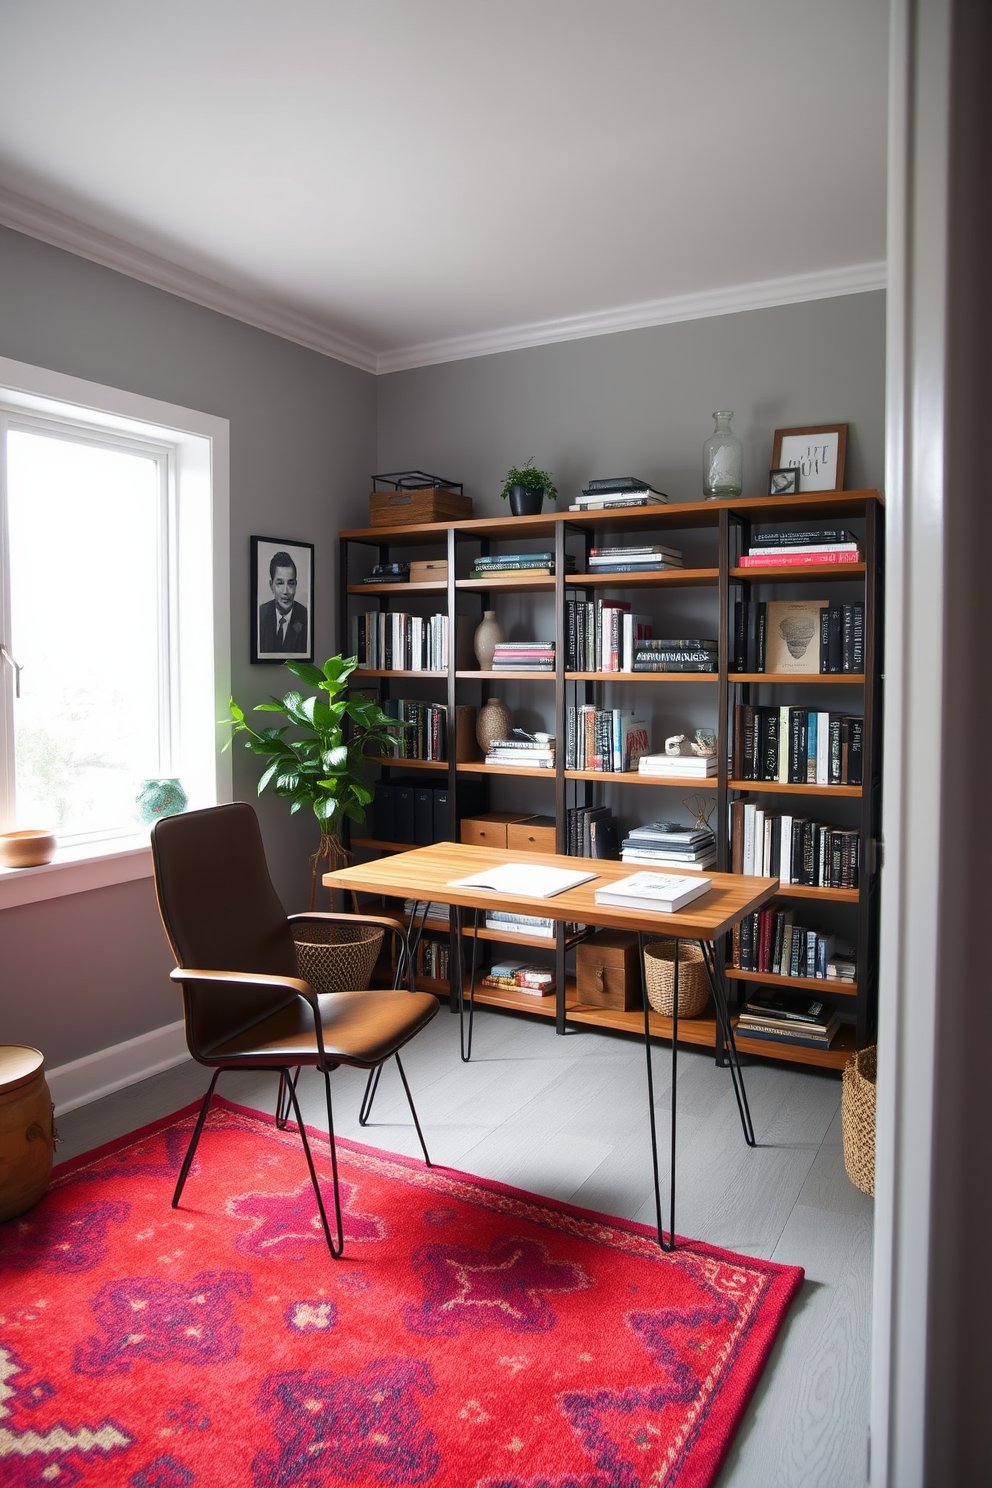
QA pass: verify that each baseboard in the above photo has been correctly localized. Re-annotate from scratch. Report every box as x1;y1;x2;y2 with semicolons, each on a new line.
47;1020;191;1115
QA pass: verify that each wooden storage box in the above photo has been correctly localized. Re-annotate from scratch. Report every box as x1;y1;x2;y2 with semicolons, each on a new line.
369;488;473;527
408;559;449;583
506;816;556;853
576;930;642;1011
460;811;535;849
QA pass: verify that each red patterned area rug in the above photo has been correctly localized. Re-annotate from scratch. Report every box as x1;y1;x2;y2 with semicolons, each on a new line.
1;1096;803;1488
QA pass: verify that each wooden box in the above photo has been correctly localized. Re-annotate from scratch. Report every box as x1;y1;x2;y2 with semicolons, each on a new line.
506;816;556;853
460;811;535;849
576;930;642;1011
408;559;449;583
369;488;473;527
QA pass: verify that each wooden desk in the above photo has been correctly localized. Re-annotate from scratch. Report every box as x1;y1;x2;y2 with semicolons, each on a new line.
325;843;778;1249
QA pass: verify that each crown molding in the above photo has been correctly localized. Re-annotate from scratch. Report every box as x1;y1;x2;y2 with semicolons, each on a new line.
0;186;379;374
376;260;888;374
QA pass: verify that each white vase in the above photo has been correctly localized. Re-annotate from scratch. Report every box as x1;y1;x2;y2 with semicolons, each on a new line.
473;610;504;670
476;696;512;753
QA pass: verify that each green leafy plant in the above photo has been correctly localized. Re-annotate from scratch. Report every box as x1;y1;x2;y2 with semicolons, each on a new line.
498;457;558;502
230;654;406;907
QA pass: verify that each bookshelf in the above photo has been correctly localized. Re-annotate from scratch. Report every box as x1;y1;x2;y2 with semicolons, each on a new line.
338;489;883;1071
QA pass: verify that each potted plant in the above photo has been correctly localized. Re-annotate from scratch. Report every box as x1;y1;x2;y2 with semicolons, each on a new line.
498;457;558;516
230;654;406;909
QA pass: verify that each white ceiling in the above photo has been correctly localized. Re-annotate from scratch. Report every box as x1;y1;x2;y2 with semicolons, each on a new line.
0;1;888;373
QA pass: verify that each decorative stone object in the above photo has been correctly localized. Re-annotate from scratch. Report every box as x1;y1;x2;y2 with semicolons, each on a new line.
476;697;512;753
473;610;504;671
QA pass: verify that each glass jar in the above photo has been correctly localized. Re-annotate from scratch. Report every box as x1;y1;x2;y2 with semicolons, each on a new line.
702;411;743;499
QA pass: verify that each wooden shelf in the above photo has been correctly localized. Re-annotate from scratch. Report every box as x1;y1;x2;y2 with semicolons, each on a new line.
726;966;858;996
564;768;718;788
567;1001;720;1050
728;778;862;797
375;757;448;769
732;672;864;684
729;563;866;583
351;836;410;853
772;883;860;903
457;575;556;592
455;669;554;680
569;568;719;588
733;1023;856;1070
467;981;560;1018
566;670;718;683
354;669;447;679
347;581;446;594
456;760;557;779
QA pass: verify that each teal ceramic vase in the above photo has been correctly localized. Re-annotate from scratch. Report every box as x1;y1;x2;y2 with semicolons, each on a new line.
135;777;188;824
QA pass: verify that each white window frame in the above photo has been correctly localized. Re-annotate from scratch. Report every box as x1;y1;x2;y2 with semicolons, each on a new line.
0;357;231;909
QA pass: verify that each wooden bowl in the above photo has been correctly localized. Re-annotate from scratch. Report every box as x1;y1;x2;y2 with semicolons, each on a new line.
0;830;57;869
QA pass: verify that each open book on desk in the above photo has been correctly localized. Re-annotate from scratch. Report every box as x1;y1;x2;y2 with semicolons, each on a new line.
447;863;597;899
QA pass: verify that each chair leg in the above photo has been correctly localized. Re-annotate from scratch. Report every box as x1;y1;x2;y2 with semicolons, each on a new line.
358;1066;381;1126
394;1053;432;1167
285;1065;344;1258
173;1069;222;1207
459;906;480;1062
275;1068;301;1129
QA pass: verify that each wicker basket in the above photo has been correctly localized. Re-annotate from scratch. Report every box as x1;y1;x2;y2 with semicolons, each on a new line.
643;940;711;1019
292;922;384;995
842;1045;877;1196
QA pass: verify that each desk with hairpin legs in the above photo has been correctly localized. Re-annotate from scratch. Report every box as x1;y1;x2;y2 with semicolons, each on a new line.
325;843;778;1250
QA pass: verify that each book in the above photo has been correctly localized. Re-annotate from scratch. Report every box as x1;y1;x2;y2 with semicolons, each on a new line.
583;562;683;573
638;755;717;776
741;986;839;1026
593;872;712;913
589;544;683;558
449;864;596;898
738;550;861;568
763;601;829;674
747;542;861;557
582;477;663;494
568;494;667;509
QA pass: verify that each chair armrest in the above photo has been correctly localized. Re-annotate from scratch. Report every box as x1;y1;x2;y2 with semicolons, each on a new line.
169;966;314;999
288;911;407;939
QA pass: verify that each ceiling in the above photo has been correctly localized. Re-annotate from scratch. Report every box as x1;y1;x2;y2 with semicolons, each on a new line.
0;1;888;373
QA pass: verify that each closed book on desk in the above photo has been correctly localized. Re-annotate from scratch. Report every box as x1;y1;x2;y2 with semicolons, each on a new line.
594;872;712;914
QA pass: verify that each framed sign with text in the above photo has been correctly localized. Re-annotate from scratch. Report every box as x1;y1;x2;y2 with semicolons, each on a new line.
771;424;848;492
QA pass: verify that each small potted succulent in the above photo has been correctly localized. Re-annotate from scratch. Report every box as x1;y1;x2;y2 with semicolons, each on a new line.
499;458;558;517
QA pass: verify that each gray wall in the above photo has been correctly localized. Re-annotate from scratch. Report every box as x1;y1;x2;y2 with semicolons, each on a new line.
0;225;376;1066
376;293;886;510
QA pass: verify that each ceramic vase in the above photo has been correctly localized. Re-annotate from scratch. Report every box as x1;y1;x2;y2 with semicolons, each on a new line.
476;696;512;753
473;609;504;670
508;485;544;516
135;777;188;824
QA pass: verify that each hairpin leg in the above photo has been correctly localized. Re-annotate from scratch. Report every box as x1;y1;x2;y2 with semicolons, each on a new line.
638;932;676;1251
395;1052;432;1167
699;938;755;1147
173;1069;221;1206
289;1066;344;1258
459;906;480;1062
275;1067;301;1129
358;1066;381;1126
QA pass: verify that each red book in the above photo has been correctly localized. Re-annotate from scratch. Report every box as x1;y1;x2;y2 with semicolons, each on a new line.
758;908;775;974
739;550;861;568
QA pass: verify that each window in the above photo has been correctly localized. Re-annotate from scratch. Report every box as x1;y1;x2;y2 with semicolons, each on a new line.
0;358;231;866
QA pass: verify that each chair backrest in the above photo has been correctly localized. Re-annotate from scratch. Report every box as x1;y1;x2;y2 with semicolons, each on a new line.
151;803;300;1054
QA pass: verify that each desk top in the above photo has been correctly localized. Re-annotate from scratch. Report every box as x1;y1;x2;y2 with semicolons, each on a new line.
324;842;778;940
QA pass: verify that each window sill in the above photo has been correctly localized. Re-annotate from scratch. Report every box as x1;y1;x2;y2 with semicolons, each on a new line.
0;835;154;912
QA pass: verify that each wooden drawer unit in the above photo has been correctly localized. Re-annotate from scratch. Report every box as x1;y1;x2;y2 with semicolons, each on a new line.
460;812;534;849
506;816;556;853
576;930;642;1011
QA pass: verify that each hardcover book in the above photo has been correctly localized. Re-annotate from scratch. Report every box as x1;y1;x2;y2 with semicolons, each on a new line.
763;601;829;674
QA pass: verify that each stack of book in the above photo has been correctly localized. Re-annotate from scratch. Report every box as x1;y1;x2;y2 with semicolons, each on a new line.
352;611;448;671
620;822;717;870
565;707;648;772
484;911;579;940
593;871;713;913
480;959;555;997
733;598;864;673
568;477;668;511
638;750;717;780
566;805;619;857
492;641;555;672
485;736;556;769
385;700;447;761
586;543;683;575
738;527;862;569
632;638;718;673
565;599;653;671
731;801;860;887
732;910;851;982
732;704;863;785
736;987;840;1051
469;552;574;580
402;899;452;924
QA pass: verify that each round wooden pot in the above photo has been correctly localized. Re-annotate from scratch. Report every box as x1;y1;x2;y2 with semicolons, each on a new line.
0;830;57;869
0;1046;56;1221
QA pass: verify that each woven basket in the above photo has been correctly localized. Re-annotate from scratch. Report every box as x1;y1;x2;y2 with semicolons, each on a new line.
842;1044;877;1196
292;922;384;995
643;940;711;1019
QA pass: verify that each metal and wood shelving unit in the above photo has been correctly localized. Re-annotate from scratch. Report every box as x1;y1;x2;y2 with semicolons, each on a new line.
338;489;883;1071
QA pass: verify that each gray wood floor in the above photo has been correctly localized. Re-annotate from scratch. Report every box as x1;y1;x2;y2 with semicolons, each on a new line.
55;1005;873;1488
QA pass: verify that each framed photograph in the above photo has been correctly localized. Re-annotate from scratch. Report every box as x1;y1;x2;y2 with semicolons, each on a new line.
768;467;800;496
251;536;314;664
771;424;848;492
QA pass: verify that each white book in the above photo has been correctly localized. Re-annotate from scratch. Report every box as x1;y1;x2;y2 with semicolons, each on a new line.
816;711;830;784
486;921;556;938
449;863;595;898
621;851;717;869
638;755;717;775
594;872;712;913
747;542;861;556
778;705;790;783
763;814;774;876
743;802;756;876
780;813;793;884
754;808;765;875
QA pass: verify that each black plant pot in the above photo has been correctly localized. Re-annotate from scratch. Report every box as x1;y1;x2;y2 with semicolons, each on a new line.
508;484;544;516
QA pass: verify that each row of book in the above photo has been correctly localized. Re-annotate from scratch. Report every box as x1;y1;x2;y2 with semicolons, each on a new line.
730;801;860;888
567;477;668;511
416;937;451;983
737;526;862;570
732;704;864;785
732;908;856;981
564;707;648;772
620;822;717;871
486;737;555;769
376;781;485;847
566;805;619;858
586;543;682;574
633;640;717;673
352;611;448;671
484;911;580;940
733;599;864;673
492;641;555;672
470;551;575;579
480;959;555;997
736;986;841;1051
565;599;649;672
384;699;448;761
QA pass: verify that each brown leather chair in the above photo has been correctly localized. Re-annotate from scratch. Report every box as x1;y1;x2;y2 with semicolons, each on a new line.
150;802;438;1257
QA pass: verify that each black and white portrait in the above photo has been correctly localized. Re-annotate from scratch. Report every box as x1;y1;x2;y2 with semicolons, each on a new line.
251;536;314;663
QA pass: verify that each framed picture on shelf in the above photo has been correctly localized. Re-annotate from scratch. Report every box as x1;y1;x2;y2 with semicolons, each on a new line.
251;535;314;664
771;424;848;492
768;467;800;496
